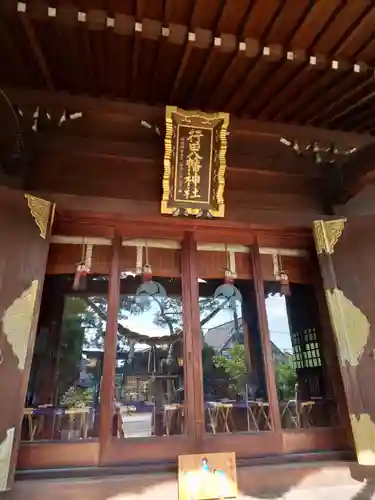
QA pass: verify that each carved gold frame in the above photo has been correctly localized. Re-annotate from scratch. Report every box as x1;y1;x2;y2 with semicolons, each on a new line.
161;106;229;217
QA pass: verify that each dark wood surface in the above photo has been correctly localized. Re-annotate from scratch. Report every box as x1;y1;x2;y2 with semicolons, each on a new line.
4;87;373;219
99;234;121;462
14;97;333;220
52;208;316;242
181;232;198;444
310;250;351;437
3;2;375;135
317;215;375;465
251;239;281;432
17;441;100;470
17;426;349;470
0;187;51;490
182;232;204;444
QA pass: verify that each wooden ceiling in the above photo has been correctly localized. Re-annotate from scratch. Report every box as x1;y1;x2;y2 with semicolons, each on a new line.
3;0;375;134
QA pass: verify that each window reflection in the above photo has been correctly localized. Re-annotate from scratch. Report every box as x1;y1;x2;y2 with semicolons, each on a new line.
265;283;338;429
201;279;270;434
113;277;184;439
23;275;108;441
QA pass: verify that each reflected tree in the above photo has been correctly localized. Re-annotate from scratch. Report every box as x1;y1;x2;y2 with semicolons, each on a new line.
55;290;235;405
212;343;247;397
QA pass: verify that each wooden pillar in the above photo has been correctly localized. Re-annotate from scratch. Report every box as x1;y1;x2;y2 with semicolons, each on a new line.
0;188;54;492
181;231;204;446
99;233;121;461
310;250;350;430
251;237;282;432
313;217;375;465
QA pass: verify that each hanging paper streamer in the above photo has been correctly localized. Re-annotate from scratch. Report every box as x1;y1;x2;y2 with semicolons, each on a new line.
73;242;93;291
135;241;167;306
272;253;290;296
136;245;143;275
214;246;242;305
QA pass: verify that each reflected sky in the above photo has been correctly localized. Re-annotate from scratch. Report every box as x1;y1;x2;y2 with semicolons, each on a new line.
265;294;292;353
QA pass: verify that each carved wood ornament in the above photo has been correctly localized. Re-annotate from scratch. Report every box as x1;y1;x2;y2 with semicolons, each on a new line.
313;219;347;255
24;194;55;239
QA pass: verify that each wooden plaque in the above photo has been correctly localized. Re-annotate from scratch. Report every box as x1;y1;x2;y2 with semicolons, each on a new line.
161;106;229;218
178;452;237;500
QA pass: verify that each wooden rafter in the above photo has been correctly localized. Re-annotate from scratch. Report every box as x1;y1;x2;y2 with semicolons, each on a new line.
356;112;375;134
6;4;375;76
187;34;236;109
168;33;195;103
326;83;375;128
236;0;314;117
0;15;28;84
18;11;54;89
290;5;375;124
300;72;367;125
257;2;374;122
4;2;375;134
304;74;375;127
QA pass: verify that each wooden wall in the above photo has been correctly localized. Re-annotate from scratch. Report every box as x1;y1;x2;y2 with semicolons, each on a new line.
0;187;51;491
21;105;329;227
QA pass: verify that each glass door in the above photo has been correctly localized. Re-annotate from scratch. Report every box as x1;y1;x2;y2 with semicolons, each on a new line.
102;235;198;464
199;278;272;435
113;275;185;439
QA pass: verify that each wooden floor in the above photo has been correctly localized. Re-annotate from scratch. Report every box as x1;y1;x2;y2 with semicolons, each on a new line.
5;462;375;500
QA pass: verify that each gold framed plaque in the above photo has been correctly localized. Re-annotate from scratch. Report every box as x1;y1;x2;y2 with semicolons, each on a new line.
161;106;229;218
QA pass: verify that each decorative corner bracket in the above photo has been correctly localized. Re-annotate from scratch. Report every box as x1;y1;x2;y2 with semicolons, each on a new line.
24;194;55;239
313;218;347;255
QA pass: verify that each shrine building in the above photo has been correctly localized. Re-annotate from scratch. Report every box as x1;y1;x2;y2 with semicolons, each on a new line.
2;1;375;498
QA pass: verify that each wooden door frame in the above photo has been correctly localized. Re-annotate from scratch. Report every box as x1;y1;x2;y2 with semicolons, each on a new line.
100;231;202;464
17;215;351;470
99;233;121;462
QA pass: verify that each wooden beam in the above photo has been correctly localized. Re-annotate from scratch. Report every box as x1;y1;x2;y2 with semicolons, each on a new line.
187;34;237;109
7;88;374;148
30;133;324;178
46;192;327;229
130;19;142;98
251;237;282;433
168;32;195;103
181;231;204;444
99;233;121;461
310;250;351;431
18;12;54;89
332;143;375;204
0;15;29;84
229;117;375;148
358;114;375;134
8;3;375;79
307;75;375;127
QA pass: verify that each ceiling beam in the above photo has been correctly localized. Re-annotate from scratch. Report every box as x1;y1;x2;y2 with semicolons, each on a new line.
46;192;327;229
6;3;375;78
7;88;375;148
30;132;323;178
